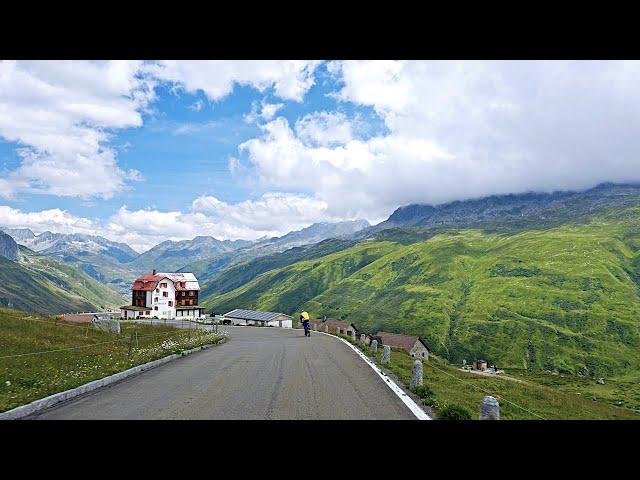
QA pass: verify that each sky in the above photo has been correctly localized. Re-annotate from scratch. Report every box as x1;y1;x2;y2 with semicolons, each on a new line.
1;60;640;252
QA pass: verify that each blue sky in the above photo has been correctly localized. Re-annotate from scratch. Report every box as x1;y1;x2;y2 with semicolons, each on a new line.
1;60;640;251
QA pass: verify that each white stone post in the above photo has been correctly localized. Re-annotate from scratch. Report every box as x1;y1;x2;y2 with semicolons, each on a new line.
324;325;329;333
370;339;378;354
479;396;500;420
351;330;356;341
410;360;423;389
360;334;366;343
382;345;391;365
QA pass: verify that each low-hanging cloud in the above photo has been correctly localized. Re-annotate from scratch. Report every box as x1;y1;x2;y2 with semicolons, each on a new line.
238;60;640;222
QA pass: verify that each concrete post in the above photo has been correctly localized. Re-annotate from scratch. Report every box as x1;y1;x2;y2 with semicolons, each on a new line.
360;334;366;343
370;339;378;355
410;360;423;389
350;330;356;341
382;345;391;365
480;396;500;420
324;325;328;333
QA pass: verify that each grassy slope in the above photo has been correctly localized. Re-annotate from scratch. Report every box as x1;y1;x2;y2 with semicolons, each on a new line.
335;332;639;419
0;249;124;315
0;308;224;412
200;238;357;300
203;207;640;380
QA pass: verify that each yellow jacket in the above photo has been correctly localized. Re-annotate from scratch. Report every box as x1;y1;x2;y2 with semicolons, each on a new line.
300;311;310;320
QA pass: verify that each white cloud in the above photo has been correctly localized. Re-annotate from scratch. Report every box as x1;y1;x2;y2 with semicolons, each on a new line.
244;100;284;123
0;205;99;236
295;111;354;147
0;60;153;199
191;192;341;231
189;100;204;111
0;189;347;252
236;61;640;222
107;193;342;252
0;60;323;201
146;60;321;102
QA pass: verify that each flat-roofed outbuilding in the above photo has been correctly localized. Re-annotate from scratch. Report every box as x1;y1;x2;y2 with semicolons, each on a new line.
224;309;292;328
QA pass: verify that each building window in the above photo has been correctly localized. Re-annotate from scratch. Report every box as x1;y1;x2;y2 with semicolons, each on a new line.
154;297;158;303
156;288;159;293
146;311;150;315
154;306;158;311
182;292;186;297
189;291;194;296
168;301;173;307
163;291;168;298
160;282;167;288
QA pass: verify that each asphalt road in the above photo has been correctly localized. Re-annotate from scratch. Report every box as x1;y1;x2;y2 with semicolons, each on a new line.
30;326;416;420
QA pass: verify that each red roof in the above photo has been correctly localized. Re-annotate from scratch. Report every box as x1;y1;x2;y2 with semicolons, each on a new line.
132;273;163;291
309;318;356;331
376;332;426;353
61;313;95;324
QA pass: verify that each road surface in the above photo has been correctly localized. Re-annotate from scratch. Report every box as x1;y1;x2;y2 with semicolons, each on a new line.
29;326;416;420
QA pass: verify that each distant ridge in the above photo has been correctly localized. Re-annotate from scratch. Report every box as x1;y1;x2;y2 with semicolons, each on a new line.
366;183;640;234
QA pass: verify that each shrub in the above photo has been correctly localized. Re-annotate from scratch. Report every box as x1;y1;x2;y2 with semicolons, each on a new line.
411;385;436;406
437;404;472;420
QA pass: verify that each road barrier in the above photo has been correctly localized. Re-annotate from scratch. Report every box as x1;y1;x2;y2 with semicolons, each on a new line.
410;359;423;389
480;395;500;420
381;345;391;365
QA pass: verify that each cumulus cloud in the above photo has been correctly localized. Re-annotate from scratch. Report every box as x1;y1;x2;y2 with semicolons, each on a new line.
295;111;354;147
0;190;348;252
237;117;453;221
236;60;640;221
106;193;345;252
244;100;284;123
0;60;153;199
0;205;99;235
146;60;321;102
0;60;322;200
191;192;342;231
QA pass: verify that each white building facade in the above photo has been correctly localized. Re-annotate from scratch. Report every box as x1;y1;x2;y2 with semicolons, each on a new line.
121;271;203;320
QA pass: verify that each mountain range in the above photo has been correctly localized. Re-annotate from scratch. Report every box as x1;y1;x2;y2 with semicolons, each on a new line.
0;233;123;314
1;219;371;304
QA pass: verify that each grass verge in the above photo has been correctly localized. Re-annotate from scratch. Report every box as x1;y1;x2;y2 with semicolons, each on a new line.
334;333;640;420
0;308;226;413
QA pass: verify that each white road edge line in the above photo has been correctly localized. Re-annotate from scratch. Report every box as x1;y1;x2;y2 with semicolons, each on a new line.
315;331;431;420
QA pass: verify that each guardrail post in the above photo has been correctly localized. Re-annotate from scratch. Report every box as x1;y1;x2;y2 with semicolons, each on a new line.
480;396;500;420
410;359;423;389
382;345;391;365
370;339;378;355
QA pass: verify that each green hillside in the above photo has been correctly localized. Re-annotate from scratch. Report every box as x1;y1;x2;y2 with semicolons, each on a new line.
0;248;124;315
203;207;640;379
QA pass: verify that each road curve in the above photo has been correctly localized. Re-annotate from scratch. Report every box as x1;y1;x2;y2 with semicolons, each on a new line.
29;326;416;420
